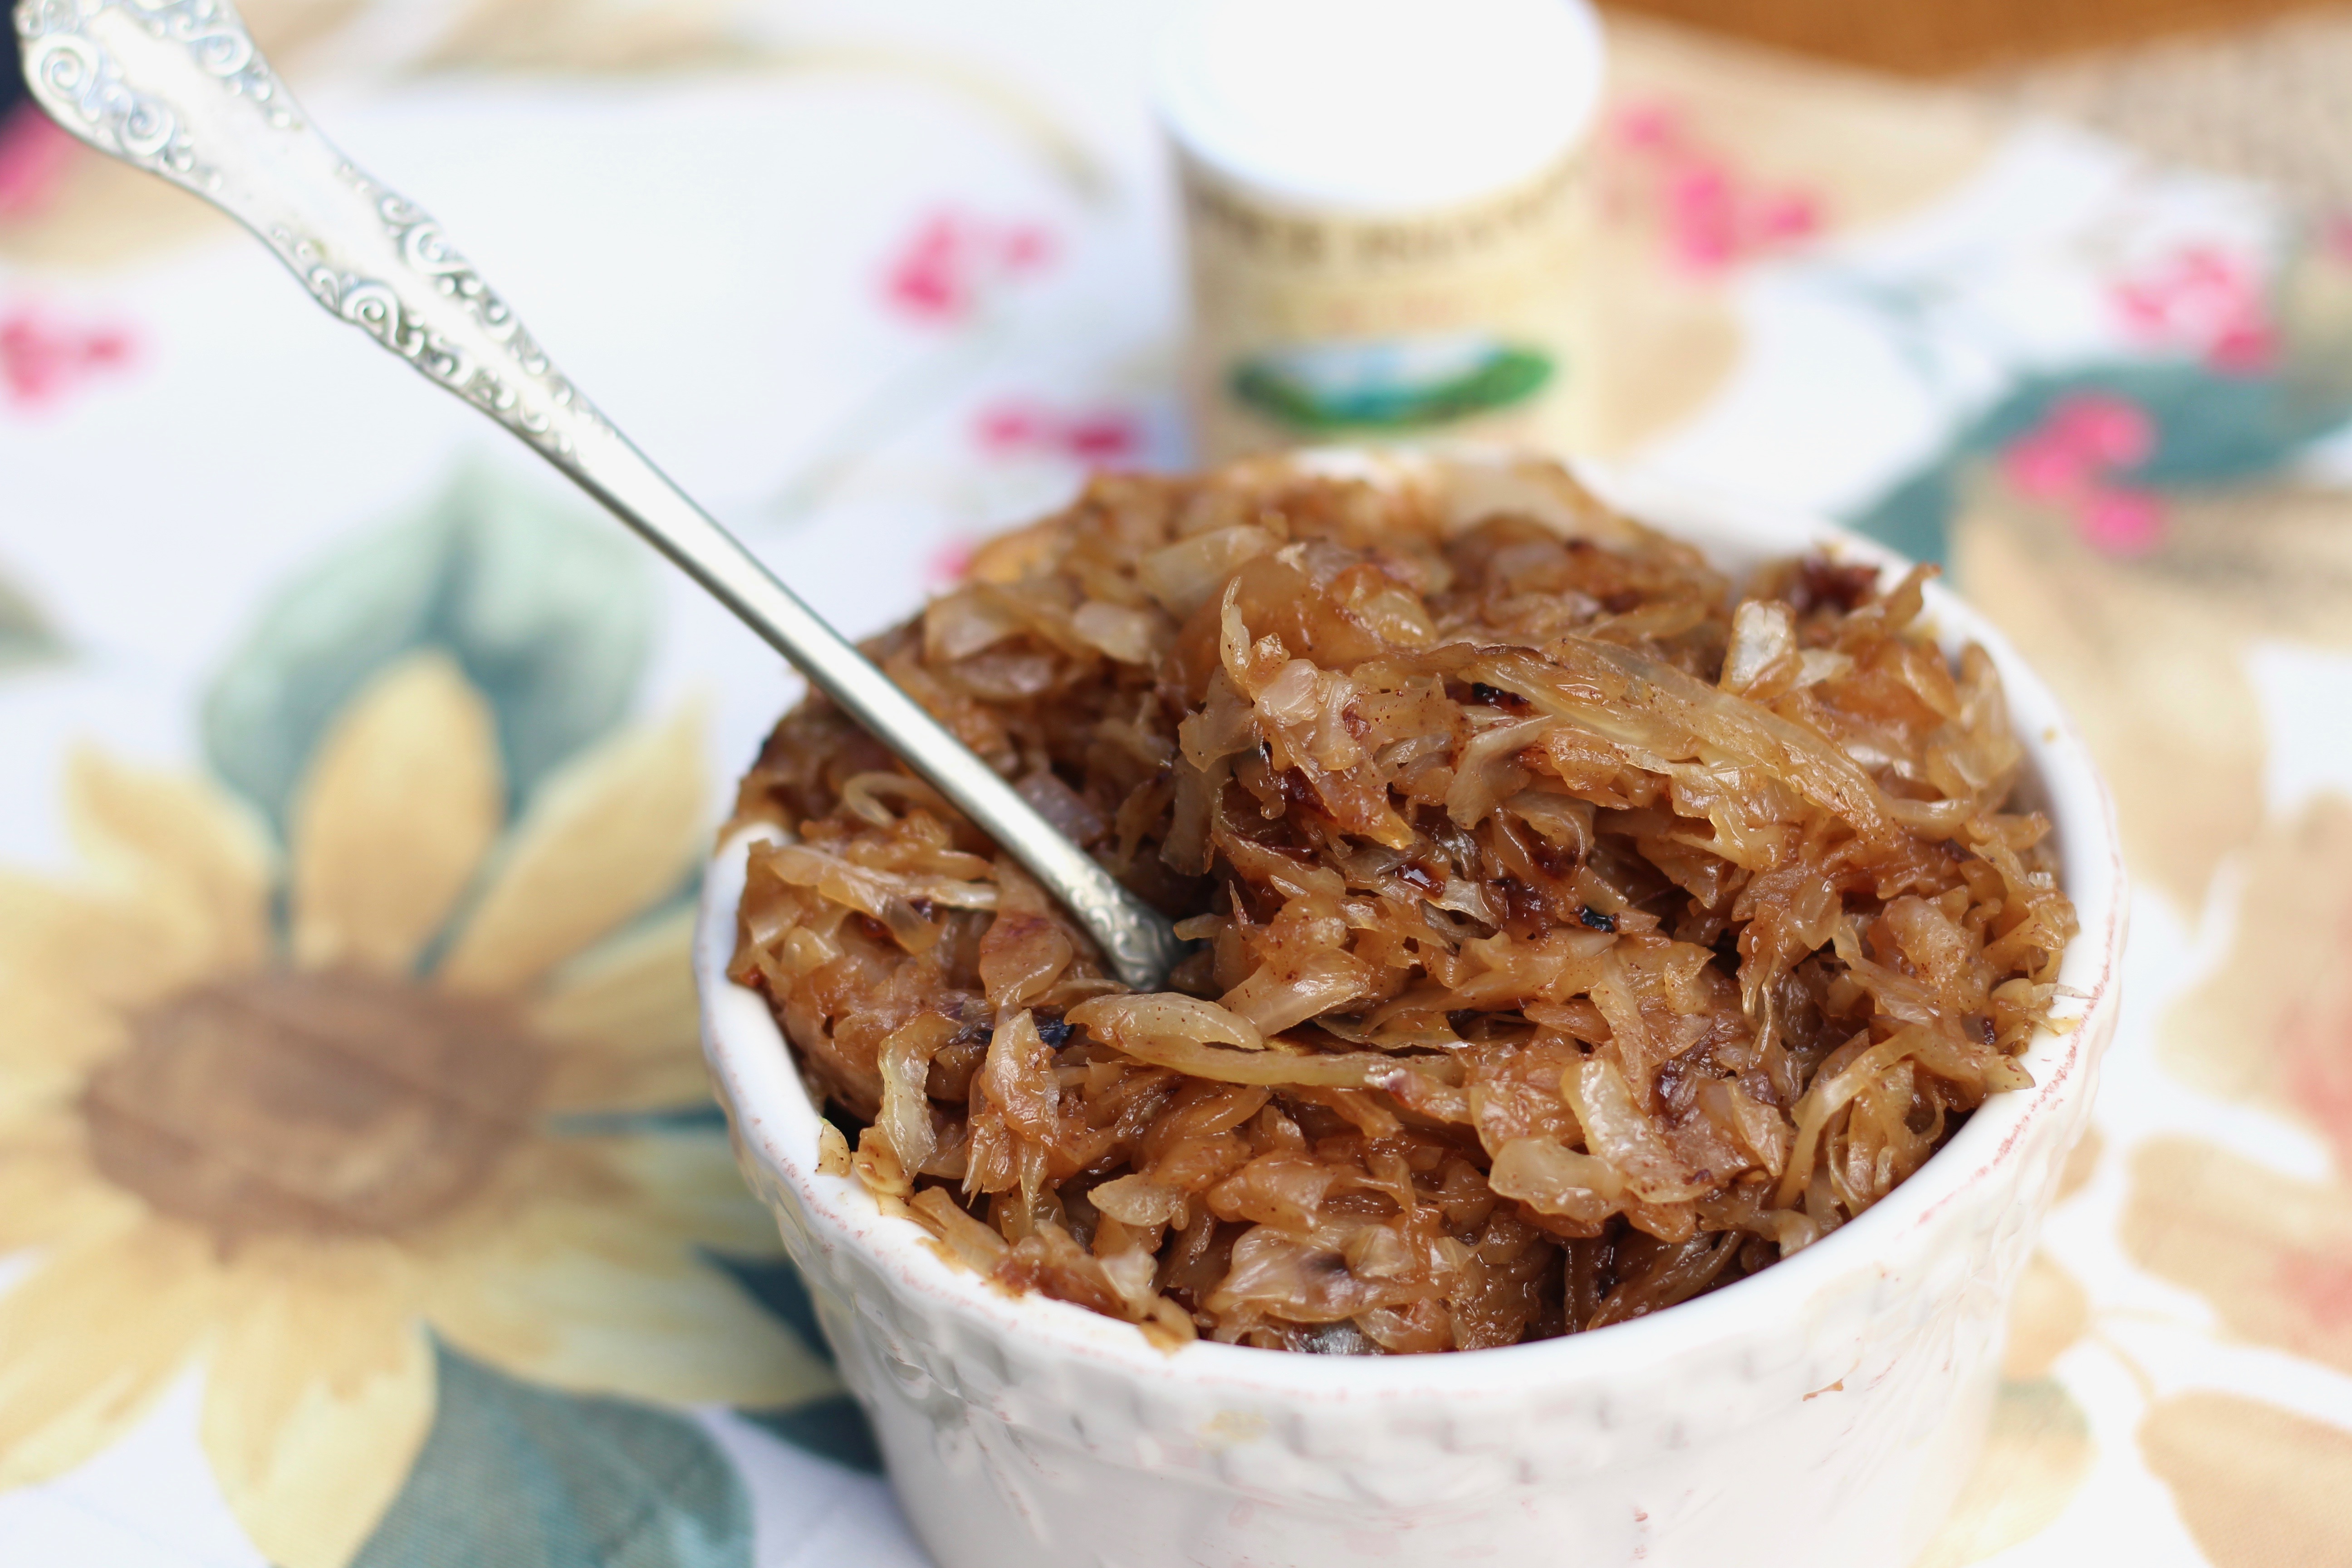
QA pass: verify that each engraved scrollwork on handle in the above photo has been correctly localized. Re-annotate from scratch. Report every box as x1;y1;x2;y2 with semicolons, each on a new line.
121;0;288;118
13;0;1189;987
15;0;296;186
294;228;581;457
14;0;597;461
18;4;205;181
329;163;598;458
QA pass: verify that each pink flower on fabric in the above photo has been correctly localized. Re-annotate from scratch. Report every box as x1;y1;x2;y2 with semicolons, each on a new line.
2328;216;2352;267
972;398;1140;464
2075;488;2165;556
2111;244;2276;373
1613;103;1679;152
2284;1000;2352;1176
925;536;976;589
0;303;137;409
0;105;76;220
1997;392;2165;558
2277;1250;2352;1334
1605;99;1822;275
2049;394;2156;468
1999;433;2082;503
881;209;1057;325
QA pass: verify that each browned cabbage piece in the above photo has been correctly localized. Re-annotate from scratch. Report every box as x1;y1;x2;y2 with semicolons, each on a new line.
727;460;2076;1354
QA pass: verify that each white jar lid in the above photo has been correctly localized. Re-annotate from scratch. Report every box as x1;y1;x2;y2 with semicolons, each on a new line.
1153;0;1606;216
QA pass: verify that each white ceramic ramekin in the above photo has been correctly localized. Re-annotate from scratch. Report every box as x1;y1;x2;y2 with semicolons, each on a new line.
695;453;2125;1568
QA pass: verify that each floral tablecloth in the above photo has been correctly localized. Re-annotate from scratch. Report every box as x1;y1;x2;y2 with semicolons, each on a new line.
1;4;2349;1565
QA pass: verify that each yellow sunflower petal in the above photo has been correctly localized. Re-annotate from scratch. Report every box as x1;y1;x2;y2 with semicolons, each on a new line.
2001;1251;2088;1381
0;979;127;1117
64;748;275;977
0;1218;225;1488
2054;1126;2102;1204
290;652;505;978
201;1245;434;1568
0;873;233;1017
2141;1391;2352;1568
436;704;707;998
529;907;710;1114
1914;1377;2093;1568
2121;1135;2352;1373
0;1105;143;1253
422;1159;837;1410
600;1131;786;1259
2159;798;2352;1146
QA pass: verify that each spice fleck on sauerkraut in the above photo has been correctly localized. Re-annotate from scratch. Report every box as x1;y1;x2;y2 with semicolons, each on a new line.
728;458;2075;1353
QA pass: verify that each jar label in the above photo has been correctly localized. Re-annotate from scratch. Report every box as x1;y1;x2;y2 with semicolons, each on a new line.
1179;151;1594;461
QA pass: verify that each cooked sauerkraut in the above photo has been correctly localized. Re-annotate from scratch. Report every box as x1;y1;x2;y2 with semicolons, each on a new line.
728;457;2076;1353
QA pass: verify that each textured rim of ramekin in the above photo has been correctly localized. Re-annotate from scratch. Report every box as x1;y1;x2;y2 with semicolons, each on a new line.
696;452;2127;1407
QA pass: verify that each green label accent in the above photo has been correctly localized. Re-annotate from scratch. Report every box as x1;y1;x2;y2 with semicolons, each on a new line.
1231;335;1555;433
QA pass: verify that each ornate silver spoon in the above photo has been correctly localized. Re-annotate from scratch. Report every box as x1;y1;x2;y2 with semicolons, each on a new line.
16;0;1186;990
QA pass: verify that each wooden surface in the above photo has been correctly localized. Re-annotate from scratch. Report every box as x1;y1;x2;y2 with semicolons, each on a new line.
1601;0;2337;73
1974;4;2352;212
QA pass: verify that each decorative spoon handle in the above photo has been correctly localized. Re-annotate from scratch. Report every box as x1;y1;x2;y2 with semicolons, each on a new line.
17;0;1185;990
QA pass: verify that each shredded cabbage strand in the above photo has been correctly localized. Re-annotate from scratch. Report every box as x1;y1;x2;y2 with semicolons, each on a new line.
729;462;2076;1354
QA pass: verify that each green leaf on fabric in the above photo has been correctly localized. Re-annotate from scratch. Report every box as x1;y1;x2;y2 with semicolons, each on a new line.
736;1397;883;1475
201;461;652;830
354;1339;752;1568
553;1103;730;1138
0;561;63;670
1847;360;2352;565
1847;465;1957;570
709;1254;831;1361
707;1254;883;1473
